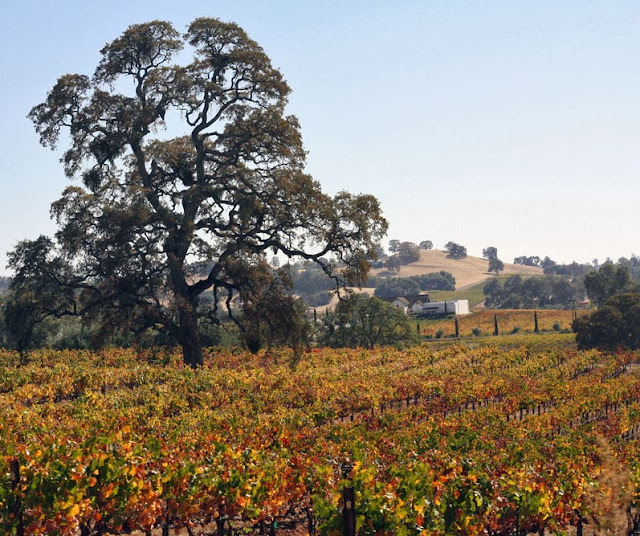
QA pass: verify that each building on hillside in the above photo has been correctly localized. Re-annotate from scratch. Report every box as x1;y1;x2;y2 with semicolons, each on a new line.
391;297;410;312
384;295;469;316
420;299;469;316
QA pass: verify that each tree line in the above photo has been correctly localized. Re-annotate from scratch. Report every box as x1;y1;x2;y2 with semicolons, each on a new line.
371;272;455;297
484;257;640;311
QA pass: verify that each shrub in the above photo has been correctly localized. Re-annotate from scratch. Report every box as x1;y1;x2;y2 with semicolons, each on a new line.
573;293;640;350
472;327;482;337
304;292;332;307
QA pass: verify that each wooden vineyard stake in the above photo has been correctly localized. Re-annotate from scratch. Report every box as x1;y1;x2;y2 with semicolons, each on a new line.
342;463;356;536
10;458;24;536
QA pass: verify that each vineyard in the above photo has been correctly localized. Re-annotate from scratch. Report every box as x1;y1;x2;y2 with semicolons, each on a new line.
2;335;640;535
418;310;589;338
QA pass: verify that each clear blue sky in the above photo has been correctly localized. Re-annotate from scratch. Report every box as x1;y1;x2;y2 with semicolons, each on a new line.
1;1;638;275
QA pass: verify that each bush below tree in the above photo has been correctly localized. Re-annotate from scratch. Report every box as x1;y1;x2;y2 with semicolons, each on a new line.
573;292;640;350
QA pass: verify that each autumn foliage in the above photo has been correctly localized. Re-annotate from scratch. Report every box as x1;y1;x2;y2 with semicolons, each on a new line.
1;337;640;534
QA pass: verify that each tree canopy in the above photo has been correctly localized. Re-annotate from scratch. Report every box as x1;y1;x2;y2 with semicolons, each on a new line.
488;258;505;275
10;18;387;367
372;272;455;298
483;274;582;309
583;263;635;307
396;241;420;264
482;247;498;261
321;295;414;349
573;293;640;351
444;241;467;260
513;255;541;267
483;246;503;274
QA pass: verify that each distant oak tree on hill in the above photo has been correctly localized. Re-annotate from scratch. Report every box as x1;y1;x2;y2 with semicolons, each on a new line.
514;255;542;267
483;246;504;275
444;241;467;260
397;242;420;264
6;18;387;367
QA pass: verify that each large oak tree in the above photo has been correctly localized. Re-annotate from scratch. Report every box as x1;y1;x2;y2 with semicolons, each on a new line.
10;18;387;367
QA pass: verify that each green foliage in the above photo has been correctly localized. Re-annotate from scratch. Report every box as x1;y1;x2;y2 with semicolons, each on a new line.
385;256;402;273
540;256;558;273
0;300;10;348
483;274;583;309
418;271;456;290
444;241;467;260
230;260;311;354
321;295;415;349
302;292;332;307
373;271;456;298
4;236;76;356
616;255;640;282
290;262;335;306
541;258;594;279
488;257;505;275
397;241;420;264
482;246;498;261
419;240;433;250
379;242;421;273
43;317;94;350
573;292;640;350
16;17;387;367
513;255;541;267
374;278;420;298
483;247;504;275
583;263;636;307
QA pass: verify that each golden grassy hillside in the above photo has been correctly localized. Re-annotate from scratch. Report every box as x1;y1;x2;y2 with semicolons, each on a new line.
371;249;542;289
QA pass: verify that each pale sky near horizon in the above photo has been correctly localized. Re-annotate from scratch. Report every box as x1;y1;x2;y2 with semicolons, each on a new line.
0;1;638;275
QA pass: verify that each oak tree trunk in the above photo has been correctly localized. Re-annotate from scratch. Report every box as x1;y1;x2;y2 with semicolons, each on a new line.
179;302;204;368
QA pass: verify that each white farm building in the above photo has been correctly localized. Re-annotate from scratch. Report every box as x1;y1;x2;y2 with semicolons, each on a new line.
389;295;469;316
420;299;469;316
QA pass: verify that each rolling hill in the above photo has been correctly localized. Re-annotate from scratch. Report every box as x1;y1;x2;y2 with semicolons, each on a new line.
315;250;543;311
370;249;542;290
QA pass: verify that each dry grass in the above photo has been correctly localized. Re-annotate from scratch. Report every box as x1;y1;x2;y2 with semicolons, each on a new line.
370;249;542;290
315;250;543;312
